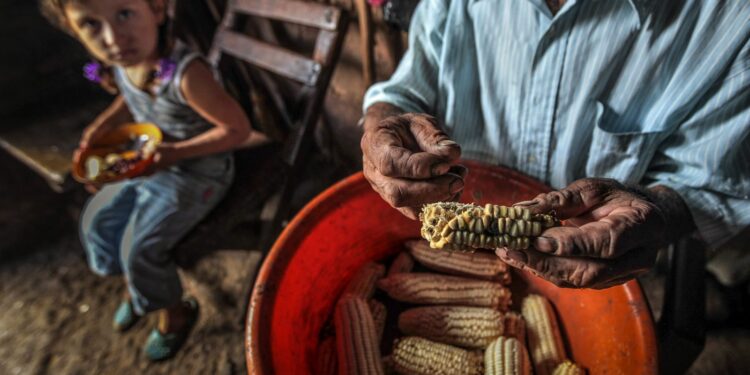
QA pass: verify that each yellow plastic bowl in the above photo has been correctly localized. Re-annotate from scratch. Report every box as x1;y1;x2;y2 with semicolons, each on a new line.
71;122;162;184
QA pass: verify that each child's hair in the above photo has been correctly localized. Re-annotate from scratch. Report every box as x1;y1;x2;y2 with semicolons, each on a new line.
38;0;175;93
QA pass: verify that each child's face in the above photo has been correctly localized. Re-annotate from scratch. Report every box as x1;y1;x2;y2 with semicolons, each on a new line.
64;0;165;67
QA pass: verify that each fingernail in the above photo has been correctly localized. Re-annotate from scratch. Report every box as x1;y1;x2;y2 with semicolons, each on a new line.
431;163;450;176
449;178;464;194
506;250;527;263
514;199;537;207
536;236;558;252
437;139;458;147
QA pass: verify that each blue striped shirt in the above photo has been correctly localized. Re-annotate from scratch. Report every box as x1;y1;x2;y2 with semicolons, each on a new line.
364;0;750;248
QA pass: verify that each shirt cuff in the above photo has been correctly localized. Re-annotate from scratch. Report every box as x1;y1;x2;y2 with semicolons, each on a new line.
652;180;749;249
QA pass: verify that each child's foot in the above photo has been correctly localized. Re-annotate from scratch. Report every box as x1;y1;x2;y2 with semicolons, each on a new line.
113;299;140;332
143;297;199;361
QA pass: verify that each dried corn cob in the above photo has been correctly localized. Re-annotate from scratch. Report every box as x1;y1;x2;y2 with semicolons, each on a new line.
388;251;415;275
398;306;504;349
522;294;566;375
369;299;387;342
552;360;586;375
316;336;338;375
377;273;511;310
502;312;527;344
406;239;511;283
419;202;558;251
334;296;385;375
392;336;484;375
484;336;532;375
343;262;386;299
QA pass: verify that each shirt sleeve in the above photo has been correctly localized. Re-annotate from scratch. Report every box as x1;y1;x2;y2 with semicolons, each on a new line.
645;40;750;249
362;0;448;114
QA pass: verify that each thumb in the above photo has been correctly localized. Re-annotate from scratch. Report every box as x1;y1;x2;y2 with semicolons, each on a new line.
406;114;461;161
515;178;613;220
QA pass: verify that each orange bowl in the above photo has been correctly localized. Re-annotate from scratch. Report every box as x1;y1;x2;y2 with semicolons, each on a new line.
71;123;162;184
246;161;658;374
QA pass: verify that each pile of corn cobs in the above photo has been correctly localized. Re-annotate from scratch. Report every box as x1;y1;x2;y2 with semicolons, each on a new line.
322;237;586;375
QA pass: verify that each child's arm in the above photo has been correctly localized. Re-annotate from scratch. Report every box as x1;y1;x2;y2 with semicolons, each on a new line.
79;95;134;149
152;59;268;168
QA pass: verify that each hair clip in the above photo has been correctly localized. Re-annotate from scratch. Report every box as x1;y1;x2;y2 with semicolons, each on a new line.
154;58;177;82
83;60;103;83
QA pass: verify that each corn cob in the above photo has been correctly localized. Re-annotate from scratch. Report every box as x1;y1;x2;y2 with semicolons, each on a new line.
392;336;484;375
316;336;338;375
484;336;532;375
521;294;567;375
334;296;386;375
377;272;511;310
397;306;504;349
406;239;511;283
369;299;387;342
343;262;386;299
419;202;558;251
388;251;415;275
502;312;527;344
552;360;586;375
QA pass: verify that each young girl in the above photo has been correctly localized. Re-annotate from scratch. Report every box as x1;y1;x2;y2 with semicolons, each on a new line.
40;0;265;360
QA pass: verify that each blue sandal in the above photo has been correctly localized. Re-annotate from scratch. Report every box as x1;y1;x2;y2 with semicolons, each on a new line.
113;300;140;332
144;297;199;361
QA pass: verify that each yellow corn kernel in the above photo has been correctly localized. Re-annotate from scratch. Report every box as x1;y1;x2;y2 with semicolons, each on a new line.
420;202;558;251
484;336;532;375
521;294;567;375
406;239;510;283
392;336;484;375
377;272;511;310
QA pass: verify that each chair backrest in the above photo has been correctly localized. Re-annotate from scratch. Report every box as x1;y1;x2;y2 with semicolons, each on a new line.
208;0;348;162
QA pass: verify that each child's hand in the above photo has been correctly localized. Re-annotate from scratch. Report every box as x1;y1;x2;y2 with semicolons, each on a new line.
144;143;181;175
79;123;111;149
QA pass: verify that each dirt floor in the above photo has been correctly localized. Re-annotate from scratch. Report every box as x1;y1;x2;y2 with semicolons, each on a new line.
3;149;750;375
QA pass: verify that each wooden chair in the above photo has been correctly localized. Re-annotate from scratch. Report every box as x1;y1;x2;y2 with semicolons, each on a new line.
173;0;348;324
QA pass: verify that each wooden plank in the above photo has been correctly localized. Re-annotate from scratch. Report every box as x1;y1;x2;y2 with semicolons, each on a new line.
234;0;341;31
216;30;321;85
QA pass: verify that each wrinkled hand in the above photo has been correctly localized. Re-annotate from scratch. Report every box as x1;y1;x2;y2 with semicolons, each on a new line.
496;178;670;289
361;112;466;219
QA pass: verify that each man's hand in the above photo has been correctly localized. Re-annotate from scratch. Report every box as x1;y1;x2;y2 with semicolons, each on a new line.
361;103;466;219
495;178;695;289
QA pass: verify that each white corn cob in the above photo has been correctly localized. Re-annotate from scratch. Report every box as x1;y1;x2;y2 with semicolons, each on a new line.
484;336;532;375
397;306;504;349
522;294;567;375
369;299;387;342
392;336;484;375
334;296;386;375
316;336;338;375
419;202;558;251
388;251;415;275
377;272;512;310
406;239;511;283
343;262;386;299
551;360;586;375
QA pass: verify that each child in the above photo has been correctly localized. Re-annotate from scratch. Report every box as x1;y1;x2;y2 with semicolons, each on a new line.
40;0;265;360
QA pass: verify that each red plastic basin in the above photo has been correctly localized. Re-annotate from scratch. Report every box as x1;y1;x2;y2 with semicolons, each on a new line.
246;160;658;374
